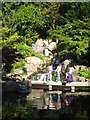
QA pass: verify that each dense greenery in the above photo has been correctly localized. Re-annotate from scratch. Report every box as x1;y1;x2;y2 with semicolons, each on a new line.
79;68;90;79
2;2;90;73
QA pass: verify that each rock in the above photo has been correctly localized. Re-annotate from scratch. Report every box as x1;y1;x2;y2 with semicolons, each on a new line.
74;65;80;73
62;59;71;72
85;78;90;82
72;73;79;82
24;64;37;76
24;64;37;72
37;99;44;109
43;40;49;47
88;67;90;71
78;76;85;82
24;57;44;76
48;42;56;51
32;44;44;54
13;69;23;75
25;57;43;66
69;67;75;74
32;39;44;54
79;65;87;69
35;39;44;47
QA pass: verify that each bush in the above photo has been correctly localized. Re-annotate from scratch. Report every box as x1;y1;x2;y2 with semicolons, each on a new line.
11;59;25;70
79;68;90;79
14;42;35;58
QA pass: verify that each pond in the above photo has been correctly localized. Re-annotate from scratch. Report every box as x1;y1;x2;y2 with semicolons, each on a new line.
2;89;90;120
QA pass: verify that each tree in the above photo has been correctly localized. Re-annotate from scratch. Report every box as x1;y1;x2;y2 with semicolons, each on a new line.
43;2;61;29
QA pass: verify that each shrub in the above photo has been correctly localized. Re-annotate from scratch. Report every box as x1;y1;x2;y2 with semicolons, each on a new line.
11;59;25;70
79;68;90;79
14;42;35;58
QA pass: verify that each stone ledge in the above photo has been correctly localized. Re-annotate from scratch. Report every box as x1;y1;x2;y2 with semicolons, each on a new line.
32;81;90;87
66;82;90;86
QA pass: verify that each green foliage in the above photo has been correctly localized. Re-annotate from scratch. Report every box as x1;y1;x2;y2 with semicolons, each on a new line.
43;3;61;29
11;59;25;70
33;52;44;60
2;3;45;40
79;68;90;79
2;27;9;39
14;42;35;58
48;19;90;63
2;2;90;73
2;32;19;48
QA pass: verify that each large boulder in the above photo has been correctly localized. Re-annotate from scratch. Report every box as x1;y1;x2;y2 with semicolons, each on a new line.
44;48;53;56
61;60;88;82
78;76;85;82
24;57;44;76
24;63;37;76
25;57;43;66
62;59;71;72
68;67;75;73
72;72;79;82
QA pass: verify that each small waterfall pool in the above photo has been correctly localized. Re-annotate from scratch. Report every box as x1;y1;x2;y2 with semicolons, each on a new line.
31;67;65;83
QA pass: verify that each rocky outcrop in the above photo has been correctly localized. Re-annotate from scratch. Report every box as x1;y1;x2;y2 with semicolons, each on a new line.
33;39;56;57
62;59;71;72
6;55;50;80
61;59;89;82
25;56;43;65
27;89;44;100
24;57;44;76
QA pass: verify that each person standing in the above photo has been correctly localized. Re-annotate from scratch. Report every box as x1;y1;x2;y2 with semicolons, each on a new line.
48;64;53;81
56;63;61;82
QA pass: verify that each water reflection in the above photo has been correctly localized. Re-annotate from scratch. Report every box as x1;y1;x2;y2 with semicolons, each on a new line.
20;94;27;107
57;93;61;110
65;95;74;106
2;90;90;119
48;93;61;110
31;91;74;110
49;94;53;110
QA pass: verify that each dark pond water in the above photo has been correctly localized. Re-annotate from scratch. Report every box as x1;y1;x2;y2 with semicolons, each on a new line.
2;89;90;120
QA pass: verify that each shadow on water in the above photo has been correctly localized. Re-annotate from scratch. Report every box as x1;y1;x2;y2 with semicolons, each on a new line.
2;89;90;120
